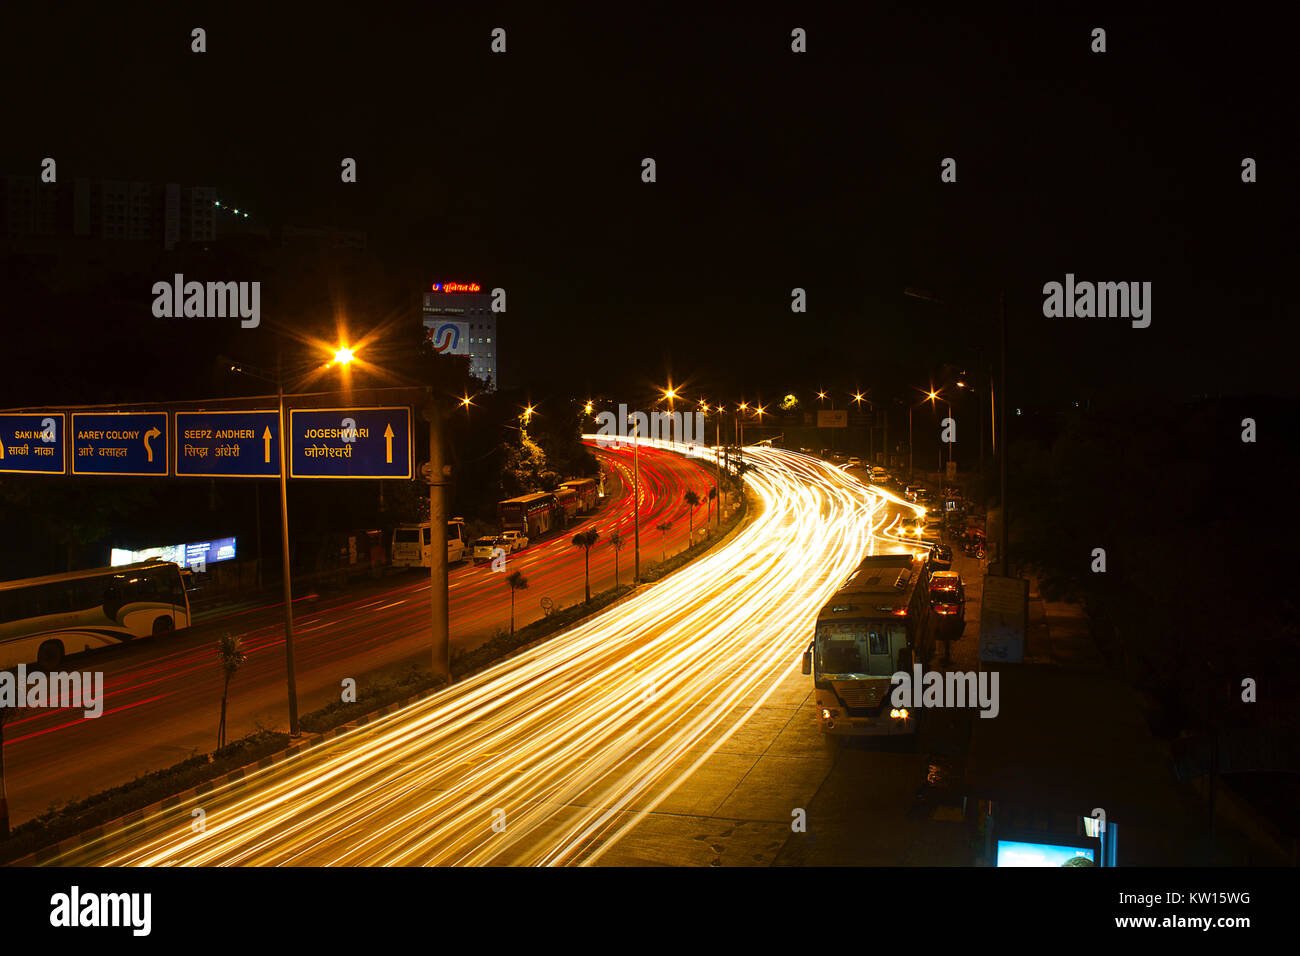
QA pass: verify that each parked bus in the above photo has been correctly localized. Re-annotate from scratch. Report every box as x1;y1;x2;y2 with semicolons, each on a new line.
560;477;599;513
0;561;192;671
391;519;467;568
498;492;557;539
801;553;934;739
554;486;579;523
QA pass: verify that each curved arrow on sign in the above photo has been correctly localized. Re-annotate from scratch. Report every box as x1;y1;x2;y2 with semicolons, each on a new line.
144;427;161;463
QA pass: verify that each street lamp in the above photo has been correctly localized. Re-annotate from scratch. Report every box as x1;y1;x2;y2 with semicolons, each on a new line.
227;344;357;736
662;385;677;444
628;410;641;583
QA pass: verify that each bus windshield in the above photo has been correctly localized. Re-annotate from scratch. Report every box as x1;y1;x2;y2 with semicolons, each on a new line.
814;620;905;678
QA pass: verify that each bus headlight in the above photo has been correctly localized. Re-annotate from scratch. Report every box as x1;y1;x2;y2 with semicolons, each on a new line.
821;708;839;720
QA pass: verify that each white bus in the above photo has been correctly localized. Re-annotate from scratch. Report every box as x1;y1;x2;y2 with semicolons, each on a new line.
391;519;467;568
0;561;192;671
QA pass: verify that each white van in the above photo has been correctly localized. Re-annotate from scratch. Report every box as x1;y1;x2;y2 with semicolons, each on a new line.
391;519;467;567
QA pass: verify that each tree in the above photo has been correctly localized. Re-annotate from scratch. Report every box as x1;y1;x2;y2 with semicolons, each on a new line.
609;530;626;588
572;529;600;602
684;490;701;542
709;485;719;527
216;633;247;750
656;519;673;562
507;570;529;634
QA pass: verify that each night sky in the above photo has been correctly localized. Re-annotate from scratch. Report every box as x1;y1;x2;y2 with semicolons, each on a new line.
1;6;1294;405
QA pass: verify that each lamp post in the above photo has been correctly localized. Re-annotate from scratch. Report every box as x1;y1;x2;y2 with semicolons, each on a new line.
274;361;298;734
227;346;356;735
663;386;678;445
426;390;450;680
632;413;641;583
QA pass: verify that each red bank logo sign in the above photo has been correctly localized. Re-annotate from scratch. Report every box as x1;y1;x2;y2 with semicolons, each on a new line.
431;282;482;294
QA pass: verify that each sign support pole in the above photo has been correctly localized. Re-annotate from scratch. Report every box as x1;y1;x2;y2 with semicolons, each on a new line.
277;370;300;736
427;393;450;681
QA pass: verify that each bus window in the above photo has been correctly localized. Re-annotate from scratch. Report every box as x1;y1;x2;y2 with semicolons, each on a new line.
422;528;431;546
102;583;124;621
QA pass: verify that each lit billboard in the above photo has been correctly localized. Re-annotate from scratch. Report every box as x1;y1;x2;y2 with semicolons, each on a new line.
111;537;237;569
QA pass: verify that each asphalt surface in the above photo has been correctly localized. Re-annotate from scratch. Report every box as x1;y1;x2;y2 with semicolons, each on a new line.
41;444;916;865
3;443;720;825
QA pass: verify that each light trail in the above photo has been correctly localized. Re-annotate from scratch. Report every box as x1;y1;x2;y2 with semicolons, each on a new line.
50;444;922;867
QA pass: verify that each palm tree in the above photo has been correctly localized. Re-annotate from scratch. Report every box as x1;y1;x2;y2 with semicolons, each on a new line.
571;529;600;602
684;490;701;542
609;530;626;587
507;570;528;634
656;519;673;562
709;486;719;527
216;632;247;750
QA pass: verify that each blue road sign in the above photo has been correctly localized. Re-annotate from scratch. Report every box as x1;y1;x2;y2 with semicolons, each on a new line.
175;410;281;478
72;412;169;476
0;413;66;474
290;406;412;479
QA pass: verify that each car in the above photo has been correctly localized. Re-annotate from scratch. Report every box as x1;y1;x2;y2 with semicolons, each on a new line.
930;544;953;571
928;571;966;632
913;488;933;506
472;536;505;563
499;530;529;553
899;516;926;538
846;456;863;468
871;467;888;481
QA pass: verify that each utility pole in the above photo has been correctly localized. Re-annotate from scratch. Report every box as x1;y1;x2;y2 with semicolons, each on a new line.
715;413;722;527
426;392;450;680
999;292;1009;577
275;359;300;736
632;415;641;584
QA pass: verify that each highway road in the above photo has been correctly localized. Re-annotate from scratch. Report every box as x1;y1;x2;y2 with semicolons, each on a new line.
3;444;719;826
42;443;927;865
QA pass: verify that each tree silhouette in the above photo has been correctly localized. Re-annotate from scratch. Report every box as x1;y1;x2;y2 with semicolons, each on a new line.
609;530;626;588
216;633;247;750
571;529;600;602
656;519;673;562
684;490;701;542
507;570;529;634
709;485;718;527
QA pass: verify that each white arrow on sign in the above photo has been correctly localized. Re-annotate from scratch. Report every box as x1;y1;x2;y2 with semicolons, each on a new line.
144;427;161;463
263;426;272;463
384;424;394;464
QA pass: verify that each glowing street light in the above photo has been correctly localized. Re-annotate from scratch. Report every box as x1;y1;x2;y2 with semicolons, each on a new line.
332;346;355;366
